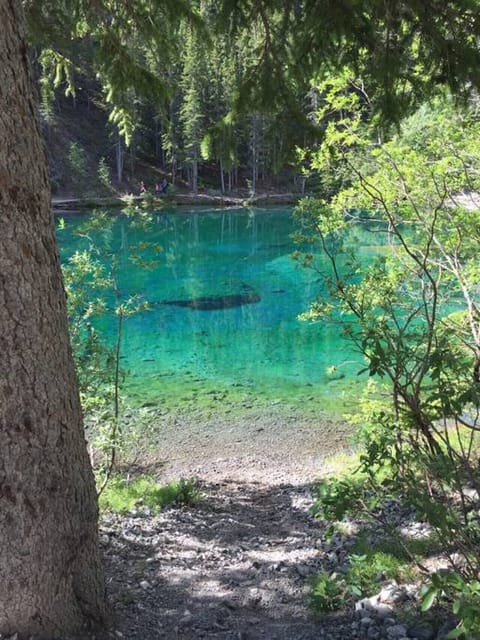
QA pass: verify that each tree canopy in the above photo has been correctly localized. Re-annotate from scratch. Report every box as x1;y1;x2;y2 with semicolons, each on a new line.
28;0;480;115
25;0;480;192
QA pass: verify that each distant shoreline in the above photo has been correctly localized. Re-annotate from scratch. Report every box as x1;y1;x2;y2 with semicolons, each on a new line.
51;192;302;211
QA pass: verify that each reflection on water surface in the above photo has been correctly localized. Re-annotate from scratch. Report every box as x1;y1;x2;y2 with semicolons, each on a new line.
58;207;384;415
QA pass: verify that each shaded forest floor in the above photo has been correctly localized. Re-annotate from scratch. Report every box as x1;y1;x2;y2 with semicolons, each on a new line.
95;403;453;640
99;475;451;640
100;479;354;640
94;408;364;639
96;402;348;638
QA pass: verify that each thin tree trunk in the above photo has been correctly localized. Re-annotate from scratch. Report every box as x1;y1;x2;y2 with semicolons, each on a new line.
192;154;198;194
219;158;225;193
171;153;177;185
168;98;177;183
0;2;108;636
251;116;259;195
116;132;124;183
154;117;160;163
129;139;135;177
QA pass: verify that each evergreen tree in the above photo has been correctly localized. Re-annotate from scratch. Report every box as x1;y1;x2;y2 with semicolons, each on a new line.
179;21;208;193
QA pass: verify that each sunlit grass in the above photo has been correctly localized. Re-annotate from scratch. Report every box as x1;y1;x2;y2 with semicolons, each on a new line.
99;475;199;514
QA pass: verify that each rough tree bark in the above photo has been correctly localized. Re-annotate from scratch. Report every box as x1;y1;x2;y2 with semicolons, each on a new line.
0;1;108;636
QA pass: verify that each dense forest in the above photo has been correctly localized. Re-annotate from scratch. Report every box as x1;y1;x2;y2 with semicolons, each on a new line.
30;0;480;198
2;1;480;639
35;1;319;196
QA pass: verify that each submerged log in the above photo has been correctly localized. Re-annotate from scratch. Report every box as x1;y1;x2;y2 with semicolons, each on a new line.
162;291;261;311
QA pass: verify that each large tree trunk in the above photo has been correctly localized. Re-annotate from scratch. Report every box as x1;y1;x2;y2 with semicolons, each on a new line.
0;2;108;636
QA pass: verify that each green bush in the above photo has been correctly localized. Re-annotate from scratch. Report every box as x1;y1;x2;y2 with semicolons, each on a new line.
311;476;367;522
67;142;88;180
420;571;480;639
297;95;480;633
309;571;347;613
352;529;438;564
309;546;414;614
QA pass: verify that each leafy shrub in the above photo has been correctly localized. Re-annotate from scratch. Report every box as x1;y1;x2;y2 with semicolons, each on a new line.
420;571;480;639
297;94;480;633
352;529;438;563
67;142;88;180
309;571;347;613
309;545;413;614
97;157;110;188
60;211;160;484
311;476;367;522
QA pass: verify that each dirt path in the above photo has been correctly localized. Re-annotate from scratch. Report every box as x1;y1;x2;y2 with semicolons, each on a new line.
95;408;364;639
96;407;438;639
100;479;355;640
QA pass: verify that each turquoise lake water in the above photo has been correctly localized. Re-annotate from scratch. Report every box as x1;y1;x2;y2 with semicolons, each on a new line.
57;207;383;416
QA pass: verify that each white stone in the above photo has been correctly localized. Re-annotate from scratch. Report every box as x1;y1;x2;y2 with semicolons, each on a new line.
379;584;407;604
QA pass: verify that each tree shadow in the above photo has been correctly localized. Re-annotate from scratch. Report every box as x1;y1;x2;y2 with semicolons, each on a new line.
98;480;355;640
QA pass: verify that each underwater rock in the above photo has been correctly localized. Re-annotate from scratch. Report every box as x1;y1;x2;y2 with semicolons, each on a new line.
162;290;261;311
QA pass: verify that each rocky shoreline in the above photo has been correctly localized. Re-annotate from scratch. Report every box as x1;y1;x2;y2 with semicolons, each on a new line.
112;404;355;485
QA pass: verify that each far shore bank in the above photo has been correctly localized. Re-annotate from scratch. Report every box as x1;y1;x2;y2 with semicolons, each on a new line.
52;191;302;211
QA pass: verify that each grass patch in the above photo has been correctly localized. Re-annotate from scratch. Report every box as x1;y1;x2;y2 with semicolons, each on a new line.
309;530;422;615
309;548;416;614
321;449;362;477
352;530;438;563
99;475;199;514
345;550;416;597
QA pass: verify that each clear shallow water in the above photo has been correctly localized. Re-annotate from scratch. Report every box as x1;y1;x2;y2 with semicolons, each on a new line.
57;207;383;416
